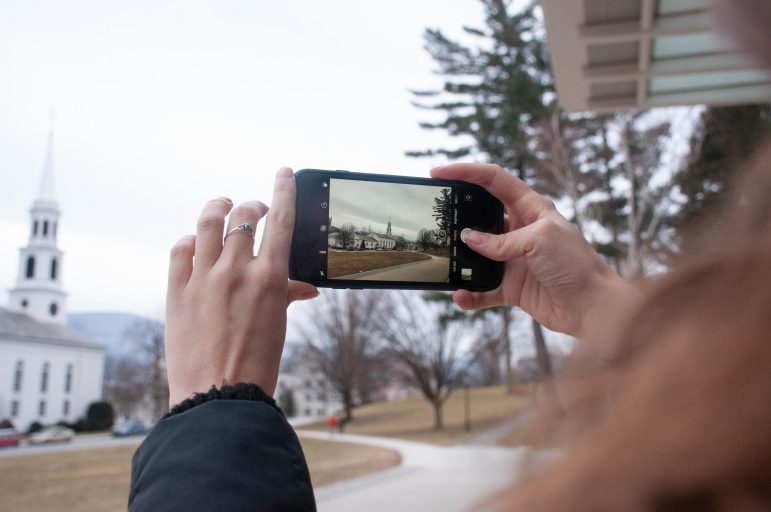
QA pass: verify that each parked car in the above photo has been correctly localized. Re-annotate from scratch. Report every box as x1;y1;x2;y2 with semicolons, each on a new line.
0;428;22;448
28;425;75;445
112;420;148;437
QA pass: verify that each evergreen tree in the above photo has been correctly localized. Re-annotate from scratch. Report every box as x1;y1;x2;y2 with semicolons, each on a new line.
674;105;771;228
409;0;553;382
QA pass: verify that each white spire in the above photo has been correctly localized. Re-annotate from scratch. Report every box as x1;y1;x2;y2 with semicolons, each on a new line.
38;113;56;202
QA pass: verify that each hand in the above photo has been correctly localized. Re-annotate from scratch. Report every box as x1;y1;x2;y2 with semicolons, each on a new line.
431;163;633;339
164;167;319;407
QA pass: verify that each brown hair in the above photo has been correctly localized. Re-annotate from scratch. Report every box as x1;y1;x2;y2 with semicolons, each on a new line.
485;145;771;510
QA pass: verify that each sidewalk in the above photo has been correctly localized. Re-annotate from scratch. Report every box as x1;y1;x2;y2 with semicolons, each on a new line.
297;430;558;512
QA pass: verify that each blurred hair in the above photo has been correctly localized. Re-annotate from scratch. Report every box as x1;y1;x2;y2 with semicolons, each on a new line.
482;140;771;510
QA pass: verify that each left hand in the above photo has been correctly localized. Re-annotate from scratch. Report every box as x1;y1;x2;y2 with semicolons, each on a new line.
164;167;318;407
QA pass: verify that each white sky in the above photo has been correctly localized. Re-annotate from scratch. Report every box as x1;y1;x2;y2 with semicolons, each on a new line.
329;179;448;240
0;0;494;327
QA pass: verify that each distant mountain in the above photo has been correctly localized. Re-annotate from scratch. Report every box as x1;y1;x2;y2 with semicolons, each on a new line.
68;312;151;357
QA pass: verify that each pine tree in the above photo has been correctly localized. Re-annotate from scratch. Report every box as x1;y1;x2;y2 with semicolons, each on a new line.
674;105;771;228
408;0;553;383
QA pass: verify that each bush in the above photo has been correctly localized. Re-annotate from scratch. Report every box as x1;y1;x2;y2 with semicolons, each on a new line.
86;401;115;431
0;418;15;430
27;421;43;435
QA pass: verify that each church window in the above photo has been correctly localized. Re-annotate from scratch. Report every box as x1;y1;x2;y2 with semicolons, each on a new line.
50;302;58;317
43;220;49;236
53;222;58;237
21;299;28;308
65;364;73;393
25;256;35;279
63;400;70;416
38;400;46;417
13;361;23;392
41;362;50;393
33;220;39;236
11;401;19;417
50;258;57;280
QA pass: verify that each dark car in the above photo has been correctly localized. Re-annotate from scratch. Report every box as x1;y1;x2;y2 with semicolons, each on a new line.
112;420;148;437
0;428;22;448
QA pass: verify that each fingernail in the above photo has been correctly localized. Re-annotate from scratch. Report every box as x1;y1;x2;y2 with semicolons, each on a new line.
460;228;486;245
278;167;293;178
301;290;320;300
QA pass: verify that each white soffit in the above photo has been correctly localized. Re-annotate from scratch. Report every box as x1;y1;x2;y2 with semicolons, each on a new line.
541;0;771;112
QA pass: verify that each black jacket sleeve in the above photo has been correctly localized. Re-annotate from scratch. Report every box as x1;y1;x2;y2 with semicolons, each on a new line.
128;399;316;512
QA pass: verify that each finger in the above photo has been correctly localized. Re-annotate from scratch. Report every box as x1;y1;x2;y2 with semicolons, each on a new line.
431;163;553;223
255;167;295;276
453;289;506;310
287;280;319;306
194;197;233;269
460;219;548;262
168;235;196;297
221;200;268;262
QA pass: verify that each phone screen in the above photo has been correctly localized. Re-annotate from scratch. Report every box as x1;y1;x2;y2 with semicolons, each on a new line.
290;169;503;291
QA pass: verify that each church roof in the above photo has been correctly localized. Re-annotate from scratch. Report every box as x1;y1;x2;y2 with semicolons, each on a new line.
0;308;104;350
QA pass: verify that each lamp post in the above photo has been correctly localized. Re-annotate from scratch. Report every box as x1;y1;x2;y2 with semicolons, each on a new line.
463;379;472;433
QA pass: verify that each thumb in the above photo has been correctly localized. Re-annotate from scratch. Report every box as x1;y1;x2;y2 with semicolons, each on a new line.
460;221;545;261
287;280;319;306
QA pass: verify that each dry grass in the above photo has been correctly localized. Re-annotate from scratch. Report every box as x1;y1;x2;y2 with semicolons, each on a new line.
328;251;430;278
0;437;399;512
301;437;400;487
300;385;532;445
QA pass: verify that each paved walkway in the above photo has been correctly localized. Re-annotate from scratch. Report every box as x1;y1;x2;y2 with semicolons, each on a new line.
298;430;557;512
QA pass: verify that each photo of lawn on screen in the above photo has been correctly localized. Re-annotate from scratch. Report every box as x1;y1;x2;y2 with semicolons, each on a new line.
327;179;452;282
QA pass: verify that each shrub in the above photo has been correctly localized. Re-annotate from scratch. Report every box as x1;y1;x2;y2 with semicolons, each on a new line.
27;421;44;435
86;401;115;431
0;418;15;430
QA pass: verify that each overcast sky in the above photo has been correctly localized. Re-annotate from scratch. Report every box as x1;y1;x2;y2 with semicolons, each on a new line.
0;0;501;327
329;179;448;240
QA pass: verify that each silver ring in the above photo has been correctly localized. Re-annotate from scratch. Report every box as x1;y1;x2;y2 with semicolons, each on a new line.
224;223;254;241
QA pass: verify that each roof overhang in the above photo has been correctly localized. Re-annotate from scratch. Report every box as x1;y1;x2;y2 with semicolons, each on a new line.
541;0;771;112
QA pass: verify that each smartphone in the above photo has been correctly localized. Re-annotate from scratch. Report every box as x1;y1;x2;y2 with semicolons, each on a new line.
289;169;504;291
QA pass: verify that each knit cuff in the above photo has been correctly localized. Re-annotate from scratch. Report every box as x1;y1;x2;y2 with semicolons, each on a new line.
164;383;285;419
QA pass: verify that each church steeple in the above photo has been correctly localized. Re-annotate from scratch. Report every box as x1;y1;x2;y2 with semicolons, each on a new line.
386;213;392;237
9;123;67;324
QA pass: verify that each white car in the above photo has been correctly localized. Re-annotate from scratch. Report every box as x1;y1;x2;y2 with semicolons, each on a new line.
28;425;75;445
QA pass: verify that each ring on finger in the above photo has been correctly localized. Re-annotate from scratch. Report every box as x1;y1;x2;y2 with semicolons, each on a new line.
224;223;255;241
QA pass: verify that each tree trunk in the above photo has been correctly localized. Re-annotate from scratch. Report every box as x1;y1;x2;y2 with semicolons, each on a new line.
343;390;354;422
501;308;514;394
531;318;552;378
432;399;444;430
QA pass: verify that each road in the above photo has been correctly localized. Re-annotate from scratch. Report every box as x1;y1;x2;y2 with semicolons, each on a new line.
299;430;558;512
0;433;143;458
339;255;450;282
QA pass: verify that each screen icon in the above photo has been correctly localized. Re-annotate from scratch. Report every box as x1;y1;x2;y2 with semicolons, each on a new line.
464;193;473;201
461;268;473;281
319;270;325;277
322;181;328;188
321;201;328;208
320;225;327;232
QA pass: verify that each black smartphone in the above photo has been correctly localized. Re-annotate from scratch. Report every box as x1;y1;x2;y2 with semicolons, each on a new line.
289;169;504;291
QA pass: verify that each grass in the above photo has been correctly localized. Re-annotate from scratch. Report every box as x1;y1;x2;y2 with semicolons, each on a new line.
299;385;532;445
0;437;399;512
328;250;430;278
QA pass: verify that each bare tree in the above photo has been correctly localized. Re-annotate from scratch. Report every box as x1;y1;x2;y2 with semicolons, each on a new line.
339;223;356;249
103;354;147;419
416;228;434;252
378;292;470;430
124;319;169;420
300;290;383;421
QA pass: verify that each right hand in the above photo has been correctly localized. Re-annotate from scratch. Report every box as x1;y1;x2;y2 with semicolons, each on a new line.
431;163;632;339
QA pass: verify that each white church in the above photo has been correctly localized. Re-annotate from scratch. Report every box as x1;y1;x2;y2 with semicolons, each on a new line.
0;129;105;432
